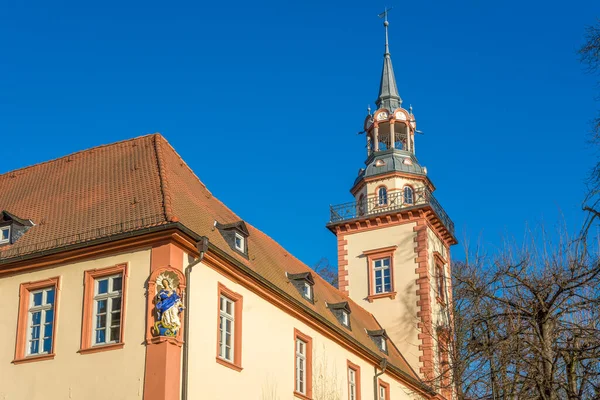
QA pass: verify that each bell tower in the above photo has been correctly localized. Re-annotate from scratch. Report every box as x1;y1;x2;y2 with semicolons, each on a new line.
327;11;457;395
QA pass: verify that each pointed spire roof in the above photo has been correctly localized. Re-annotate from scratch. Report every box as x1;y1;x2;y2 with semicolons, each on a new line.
376;12;402;111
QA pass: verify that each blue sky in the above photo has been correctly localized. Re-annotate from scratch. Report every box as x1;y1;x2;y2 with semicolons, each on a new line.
1;0;599;267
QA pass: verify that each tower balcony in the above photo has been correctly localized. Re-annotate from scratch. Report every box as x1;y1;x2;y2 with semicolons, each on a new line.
328;187;455;237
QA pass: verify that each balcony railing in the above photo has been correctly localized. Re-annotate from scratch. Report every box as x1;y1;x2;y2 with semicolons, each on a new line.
329;187;455;235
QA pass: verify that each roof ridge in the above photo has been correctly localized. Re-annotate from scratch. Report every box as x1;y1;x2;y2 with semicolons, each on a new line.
0;133;158;179
153;134;177;223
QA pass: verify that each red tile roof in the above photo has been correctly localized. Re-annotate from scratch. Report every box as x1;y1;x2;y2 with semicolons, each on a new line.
0;133;421;384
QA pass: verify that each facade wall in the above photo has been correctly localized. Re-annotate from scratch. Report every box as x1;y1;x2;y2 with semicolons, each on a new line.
342;222;421;372
186;262;422;400
0;249;151;400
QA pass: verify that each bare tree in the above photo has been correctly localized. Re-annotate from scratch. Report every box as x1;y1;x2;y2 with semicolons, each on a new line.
581;19;600;220
448;228;600;400
314;257;338;288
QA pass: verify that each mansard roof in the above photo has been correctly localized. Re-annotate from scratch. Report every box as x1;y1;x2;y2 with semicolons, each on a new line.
0;133;422;387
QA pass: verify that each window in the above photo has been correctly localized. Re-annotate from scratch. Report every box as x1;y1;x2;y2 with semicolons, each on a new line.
373;258;391;294
378;380;390;400
377;187;388;206
219;295;234;361
294;329;313;398
364;246;397;302
347;361;361;400
93;274;123;345
341;310;349;327
302;282;312;300
434;252;447;304
14;277;60;364
234;232;245;252
403;186;414;205
0;226;10;244
81;264;128;354
436;264;446;303
287;272;315;303
296;338;307;394
216;283;243;371
367;329;389;354
327;301;352;329
27;287;55;355
380;337;387;352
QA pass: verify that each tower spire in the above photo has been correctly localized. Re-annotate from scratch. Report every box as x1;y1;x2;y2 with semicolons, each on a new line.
376;8;402;111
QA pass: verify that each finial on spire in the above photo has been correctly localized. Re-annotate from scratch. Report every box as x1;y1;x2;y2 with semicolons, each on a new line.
367;105;372;115
378;7;393;55
375;7;402;111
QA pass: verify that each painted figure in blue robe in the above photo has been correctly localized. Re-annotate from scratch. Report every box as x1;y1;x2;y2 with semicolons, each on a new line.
153;279;184;337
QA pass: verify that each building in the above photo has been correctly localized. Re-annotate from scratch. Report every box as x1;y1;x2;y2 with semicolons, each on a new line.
0;17;456;400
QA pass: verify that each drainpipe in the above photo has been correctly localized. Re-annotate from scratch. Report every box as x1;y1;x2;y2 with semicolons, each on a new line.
181;236;209;400
373;358;388;400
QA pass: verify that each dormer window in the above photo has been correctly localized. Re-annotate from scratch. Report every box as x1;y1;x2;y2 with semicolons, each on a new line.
0;211;34;246
287;272;315;303
327;301;351;329
367;329;389;354
0;226;10;244
215;220;249;258
234;232;245;252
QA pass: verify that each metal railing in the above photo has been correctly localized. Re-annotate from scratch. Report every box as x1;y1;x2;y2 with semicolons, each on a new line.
329;187;454;235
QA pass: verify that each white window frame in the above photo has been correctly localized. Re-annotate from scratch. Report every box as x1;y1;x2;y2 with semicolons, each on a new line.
377;187;388;206
218;295;235;362
348;367;357;400
27;287;55;356
403;186;414;204
0;226;10;244
379;385;386;400
234;232;245;252
373;257;392;294
295;338;307;395
341;310;349;327
380;337;387;352
92;274;123;346
302;282;312;300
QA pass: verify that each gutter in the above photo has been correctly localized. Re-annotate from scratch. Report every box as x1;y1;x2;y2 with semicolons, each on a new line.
181;236;209;400
374;358;388;400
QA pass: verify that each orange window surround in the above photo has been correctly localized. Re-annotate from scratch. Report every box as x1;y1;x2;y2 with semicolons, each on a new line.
378;379;391;400
80;263;129;354
14;277;61;364
294;328;313;400
347;360;361;400
363;245;398;302
216;282;244;372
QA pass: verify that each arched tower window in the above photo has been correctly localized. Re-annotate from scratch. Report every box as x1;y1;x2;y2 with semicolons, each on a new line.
378;187;388;206
403;186;414;205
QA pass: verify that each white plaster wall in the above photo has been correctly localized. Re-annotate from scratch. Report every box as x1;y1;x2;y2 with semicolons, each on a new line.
186;264;423;400
343;223;421;373
0;249;151;400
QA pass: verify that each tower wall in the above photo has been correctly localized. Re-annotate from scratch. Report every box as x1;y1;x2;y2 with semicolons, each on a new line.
340;220;421;372
338;216;452;384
